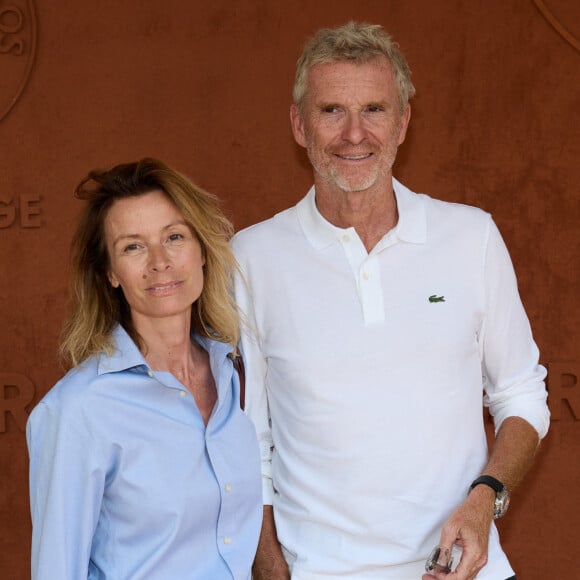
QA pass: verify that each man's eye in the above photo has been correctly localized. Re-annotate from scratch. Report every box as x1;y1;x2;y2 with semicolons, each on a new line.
322;106;340;113
366;105;385;113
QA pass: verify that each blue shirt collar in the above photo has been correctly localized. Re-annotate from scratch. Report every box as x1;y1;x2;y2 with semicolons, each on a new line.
97;325;147;375
96;324;233;376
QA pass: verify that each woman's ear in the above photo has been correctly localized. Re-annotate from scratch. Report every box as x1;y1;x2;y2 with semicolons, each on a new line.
107;271;120;288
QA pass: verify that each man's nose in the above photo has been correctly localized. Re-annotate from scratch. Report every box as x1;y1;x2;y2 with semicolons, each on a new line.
341;112;366;144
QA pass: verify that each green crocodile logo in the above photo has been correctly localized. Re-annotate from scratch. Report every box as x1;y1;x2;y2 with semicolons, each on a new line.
429;295;445;303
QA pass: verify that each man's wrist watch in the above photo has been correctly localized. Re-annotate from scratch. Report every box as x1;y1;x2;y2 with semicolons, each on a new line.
469;475;511;519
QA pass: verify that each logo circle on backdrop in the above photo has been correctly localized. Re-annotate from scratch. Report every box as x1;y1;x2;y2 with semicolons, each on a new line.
0;0;37;123
533;0;580;53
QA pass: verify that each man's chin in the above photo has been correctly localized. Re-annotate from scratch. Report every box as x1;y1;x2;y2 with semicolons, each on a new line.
313;166;381;193
334;177;378;193
324;166;380;192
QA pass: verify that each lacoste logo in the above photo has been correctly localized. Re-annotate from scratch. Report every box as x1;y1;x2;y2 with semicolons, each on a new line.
428;295;445;303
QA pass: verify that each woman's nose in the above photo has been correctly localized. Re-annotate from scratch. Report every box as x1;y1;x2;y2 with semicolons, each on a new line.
148;245;171;271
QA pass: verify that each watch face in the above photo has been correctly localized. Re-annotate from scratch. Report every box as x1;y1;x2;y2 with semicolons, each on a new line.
494;488;510;519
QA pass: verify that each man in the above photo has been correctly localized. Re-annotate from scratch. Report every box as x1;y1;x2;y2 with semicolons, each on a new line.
232;22;549;580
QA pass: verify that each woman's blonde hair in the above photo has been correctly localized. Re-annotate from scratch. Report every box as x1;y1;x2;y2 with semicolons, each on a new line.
60;158;239;366
293;21;416;113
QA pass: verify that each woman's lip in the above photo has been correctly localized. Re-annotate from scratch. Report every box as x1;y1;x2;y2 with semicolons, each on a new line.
146;281;183;293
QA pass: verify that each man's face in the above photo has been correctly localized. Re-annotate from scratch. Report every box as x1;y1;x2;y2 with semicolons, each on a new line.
291;57;410;197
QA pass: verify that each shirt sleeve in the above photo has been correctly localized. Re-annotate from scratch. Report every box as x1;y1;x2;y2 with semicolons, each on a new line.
27;397;105;579
233;257;275;505
480;217;550;438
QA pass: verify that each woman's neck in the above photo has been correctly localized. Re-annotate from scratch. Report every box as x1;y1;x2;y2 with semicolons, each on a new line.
133;313;217;425
133;312;194;373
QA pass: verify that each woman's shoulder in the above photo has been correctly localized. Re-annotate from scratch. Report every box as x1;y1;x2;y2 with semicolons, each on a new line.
26;355;114;462
33;356;102;416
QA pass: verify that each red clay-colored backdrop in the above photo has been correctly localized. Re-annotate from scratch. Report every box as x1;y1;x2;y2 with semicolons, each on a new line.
1;1;578;578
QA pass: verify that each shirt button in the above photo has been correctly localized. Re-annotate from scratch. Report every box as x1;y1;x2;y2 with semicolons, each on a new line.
362;272;370;280
147;371;154;378
180;390;187;397
342;234;350;243
225;484;232;492
224;536;231;544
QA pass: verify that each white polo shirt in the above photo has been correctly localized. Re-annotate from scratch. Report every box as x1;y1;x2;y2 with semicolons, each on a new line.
232;179;549;579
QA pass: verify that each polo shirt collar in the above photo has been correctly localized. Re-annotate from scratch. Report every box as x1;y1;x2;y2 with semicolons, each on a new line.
392;178;427;244
296;177;427;250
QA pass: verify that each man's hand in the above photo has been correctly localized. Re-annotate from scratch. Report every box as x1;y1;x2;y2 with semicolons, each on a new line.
423;417;541;579
252;505;290;580
422;485;495;580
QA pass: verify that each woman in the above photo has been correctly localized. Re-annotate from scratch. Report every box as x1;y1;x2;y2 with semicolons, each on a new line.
26;158;262;579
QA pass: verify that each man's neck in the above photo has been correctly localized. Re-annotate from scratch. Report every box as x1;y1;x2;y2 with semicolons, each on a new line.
314;181;398;252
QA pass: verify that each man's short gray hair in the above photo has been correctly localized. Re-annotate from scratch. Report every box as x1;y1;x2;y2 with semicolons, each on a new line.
293;21;416;113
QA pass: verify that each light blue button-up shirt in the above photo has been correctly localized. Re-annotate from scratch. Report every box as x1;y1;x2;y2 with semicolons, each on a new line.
27;325;262;580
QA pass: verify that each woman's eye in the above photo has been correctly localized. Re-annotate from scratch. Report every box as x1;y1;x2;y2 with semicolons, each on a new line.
123;243;141;252
168;233;184;242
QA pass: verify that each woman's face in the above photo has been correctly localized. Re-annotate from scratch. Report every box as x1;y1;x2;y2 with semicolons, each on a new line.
104;190;205;326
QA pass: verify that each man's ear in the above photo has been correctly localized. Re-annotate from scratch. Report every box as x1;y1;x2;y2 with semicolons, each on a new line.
290;104;308;148
397;104;411;146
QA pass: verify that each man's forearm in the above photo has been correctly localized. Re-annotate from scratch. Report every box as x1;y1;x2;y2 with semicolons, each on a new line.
252;505;290;580
462;415;541;539
480;415;540;491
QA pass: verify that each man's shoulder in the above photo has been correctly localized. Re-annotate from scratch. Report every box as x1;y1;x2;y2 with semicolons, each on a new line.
420;191;490;219
417;191;493;235
396;179;491;225
232;204;300;251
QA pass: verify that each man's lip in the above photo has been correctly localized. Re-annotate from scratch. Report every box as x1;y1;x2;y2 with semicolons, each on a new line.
334;152;373;160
